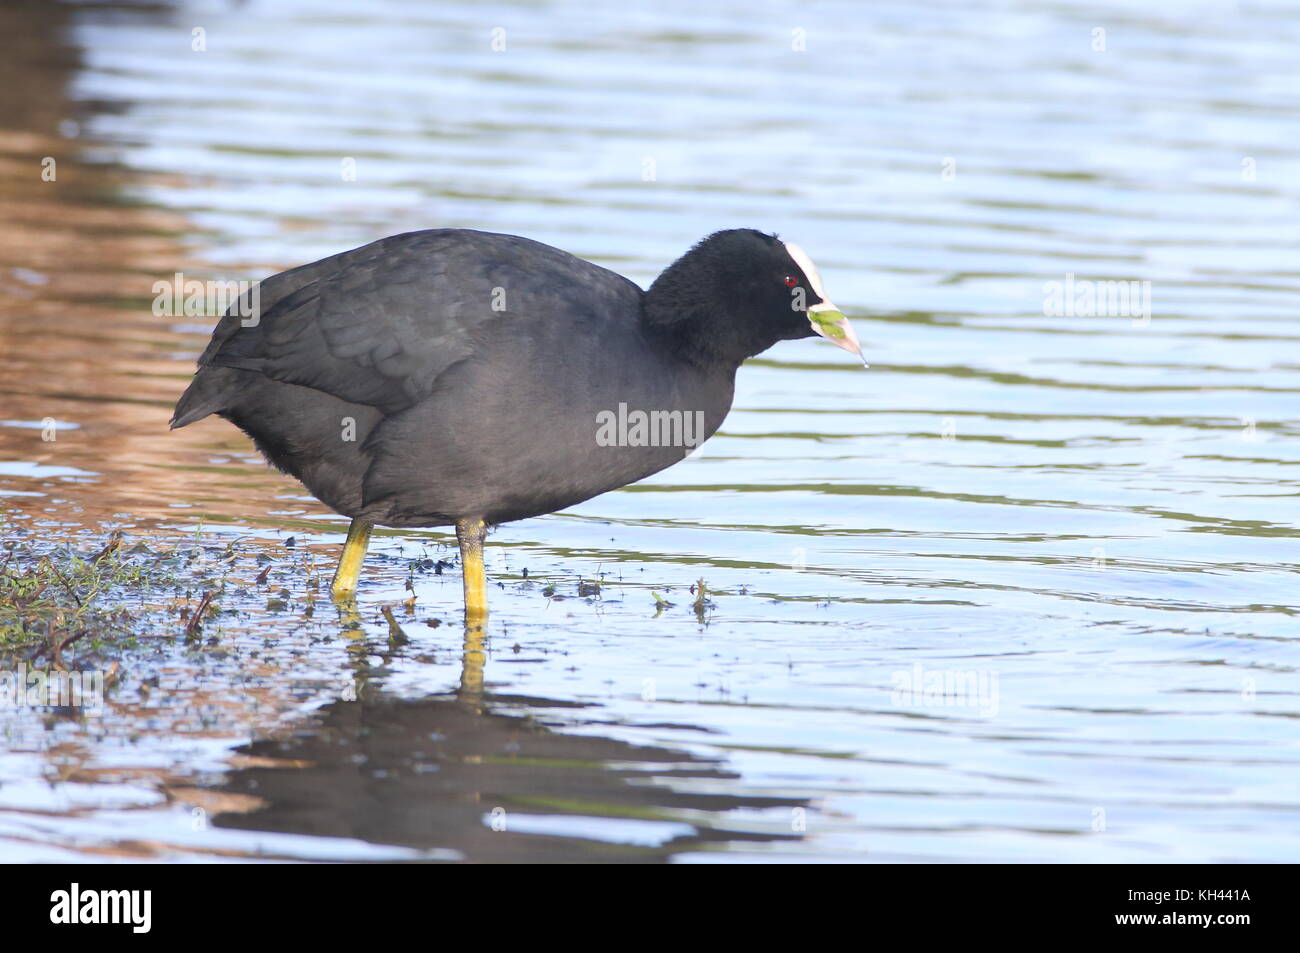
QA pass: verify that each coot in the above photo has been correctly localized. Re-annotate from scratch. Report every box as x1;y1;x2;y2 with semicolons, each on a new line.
172;228;864;621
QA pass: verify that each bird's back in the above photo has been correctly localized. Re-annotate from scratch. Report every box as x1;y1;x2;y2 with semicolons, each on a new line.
171;229;731;527
175;229;644;423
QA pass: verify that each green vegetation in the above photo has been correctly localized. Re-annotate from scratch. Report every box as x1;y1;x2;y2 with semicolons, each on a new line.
0;528;225;667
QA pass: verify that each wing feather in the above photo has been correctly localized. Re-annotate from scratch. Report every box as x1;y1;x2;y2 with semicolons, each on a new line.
198;229;641;415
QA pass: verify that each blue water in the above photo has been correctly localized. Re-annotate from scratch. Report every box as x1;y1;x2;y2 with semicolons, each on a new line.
0;0;1296;861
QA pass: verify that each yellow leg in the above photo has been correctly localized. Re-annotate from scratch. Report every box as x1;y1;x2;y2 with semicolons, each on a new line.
459;623;486;708
330;518;372;601
456;517;489;626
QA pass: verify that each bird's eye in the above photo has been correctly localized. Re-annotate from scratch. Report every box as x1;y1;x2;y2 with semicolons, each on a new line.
783;275;798;287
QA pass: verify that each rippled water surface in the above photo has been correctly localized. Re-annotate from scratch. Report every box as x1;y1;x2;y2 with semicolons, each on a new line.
0;0;1297;862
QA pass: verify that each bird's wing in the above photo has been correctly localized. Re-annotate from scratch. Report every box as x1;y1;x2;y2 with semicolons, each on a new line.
198;229;643;415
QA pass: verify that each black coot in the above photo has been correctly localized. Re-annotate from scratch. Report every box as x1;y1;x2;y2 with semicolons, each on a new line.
172;228;864;621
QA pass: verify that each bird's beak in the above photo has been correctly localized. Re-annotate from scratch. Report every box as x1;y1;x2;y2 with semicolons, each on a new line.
808;300;868;367
781;240;868;368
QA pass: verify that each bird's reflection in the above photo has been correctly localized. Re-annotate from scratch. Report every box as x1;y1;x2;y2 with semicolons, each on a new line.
213;617;809;862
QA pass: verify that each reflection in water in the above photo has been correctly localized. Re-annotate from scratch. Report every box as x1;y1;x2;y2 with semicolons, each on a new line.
0;0;1297;863
217;625;808;862
0;0;284;530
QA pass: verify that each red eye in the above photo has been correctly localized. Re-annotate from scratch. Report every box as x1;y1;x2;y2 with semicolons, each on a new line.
784;275;798;287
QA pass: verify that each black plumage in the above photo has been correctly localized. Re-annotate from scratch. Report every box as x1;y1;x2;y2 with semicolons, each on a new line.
172;227;863;612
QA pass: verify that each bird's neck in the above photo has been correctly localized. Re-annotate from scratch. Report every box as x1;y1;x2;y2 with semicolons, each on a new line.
642;281;774;370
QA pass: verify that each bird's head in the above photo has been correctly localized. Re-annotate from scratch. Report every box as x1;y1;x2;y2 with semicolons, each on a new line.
645;229;866;368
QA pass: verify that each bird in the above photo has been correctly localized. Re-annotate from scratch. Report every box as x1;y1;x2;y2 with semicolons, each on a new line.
171;228;864;623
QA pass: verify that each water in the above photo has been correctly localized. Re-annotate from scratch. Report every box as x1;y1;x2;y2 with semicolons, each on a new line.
0;0;1296;862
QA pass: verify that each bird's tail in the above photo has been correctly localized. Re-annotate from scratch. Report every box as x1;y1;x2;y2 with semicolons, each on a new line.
170;366;239;429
